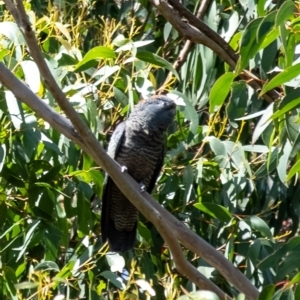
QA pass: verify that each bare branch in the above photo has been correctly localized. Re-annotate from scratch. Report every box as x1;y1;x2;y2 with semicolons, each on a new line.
167;0;238;62
160;0;212;92
150;0;280;103
150;0;236;67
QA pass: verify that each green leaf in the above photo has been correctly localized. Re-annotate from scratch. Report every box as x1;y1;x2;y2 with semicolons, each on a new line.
183;165;194;208
277;139;292;185
115;40;154;52
243;145;271;153
171;91;199;137
276;249;300;281
15;281;39;290
138;221;152;245
0;49;9;61
258;285;275;300
295;285;300;300
5;91;24;130
257;0;266;16
259;236;300;270
238;13;279;73
257;11;276;43
0;144;6;173
271;97;300;120
244;216;273;239
92;65;120;83
260;63;300;95
194;203;232;222
205;136;227;168
15;220;41;261
75;46;116;71
227;81;248;128
275;0;294;27
235;110;265;121
248;239;261;264
286;157;300;181
281;289;294;300
100;271;124;289
177;290;220;300
0;200;7;228
20;60;41;93
34;261;60;272
284;33;296;68
57;53;78;66
55;260;75;280
77;185;92;235
237;18;262;72
136;51;179;80
290;271;300;285
0;22;25;45
209;72;235;113
3;266;17;296
252;103;274;144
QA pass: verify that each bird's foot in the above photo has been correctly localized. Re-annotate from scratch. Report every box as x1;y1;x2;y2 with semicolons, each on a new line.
121;166;128;173
139;182;146;193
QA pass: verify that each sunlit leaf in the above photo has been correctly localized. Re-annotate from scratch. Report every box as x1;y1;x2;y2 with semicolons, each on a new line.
194;202;232;222
275;0;294;27
244;216;273;240
100;271;125;289
75;46;116;71
106;252;125;273
209;72;235;113
260;64;300;95
252;103;274;144
258;285;275;300
136;51;179;79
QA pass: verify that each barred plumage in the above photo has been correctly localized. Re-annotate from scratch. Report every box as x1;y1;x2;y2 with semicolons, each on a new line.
101;95;176;252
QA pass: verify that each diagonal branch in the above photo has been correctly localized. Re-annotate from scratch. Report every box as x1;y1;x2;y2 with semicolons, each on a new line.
167;0;238;62
150;0;280;103
160;0;212;92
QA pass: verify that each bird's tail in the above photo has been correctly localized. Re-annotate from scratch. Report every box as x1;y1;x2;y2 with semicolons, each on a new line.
105;220;137;252
101;178;137;252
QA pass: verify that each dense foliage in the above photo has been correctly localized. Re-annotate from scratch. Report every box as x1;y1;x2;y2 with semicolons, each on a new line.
1;0;300;299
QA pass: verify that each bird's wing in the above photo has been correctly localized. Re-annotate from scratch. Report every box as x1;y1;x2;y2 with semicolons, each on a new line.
107;121;126;159
147;145;165;193
101;122;126;245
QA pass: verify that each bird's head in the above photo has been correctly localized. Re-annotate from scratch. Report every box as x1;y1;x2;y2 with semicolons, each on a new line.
130;95;176;131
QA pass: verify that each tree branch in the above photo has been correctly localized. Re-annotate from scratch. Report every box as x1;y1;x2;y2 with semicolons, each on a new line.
160;0;212;92
151;0;237;68
155;213;229;300
150;0;280;103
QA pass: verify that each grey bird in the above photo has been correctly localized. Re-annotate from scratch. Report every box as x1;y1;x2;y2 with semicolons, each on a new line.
101;95;176;252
